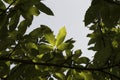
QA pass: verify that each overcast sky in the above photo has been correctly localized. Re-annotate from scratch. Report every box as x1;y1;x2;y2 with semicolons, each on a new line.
28;0;94;59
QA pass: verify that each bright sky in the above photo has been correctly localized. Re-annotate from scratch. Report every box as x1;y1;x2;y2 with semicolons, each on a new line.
28;0;94;59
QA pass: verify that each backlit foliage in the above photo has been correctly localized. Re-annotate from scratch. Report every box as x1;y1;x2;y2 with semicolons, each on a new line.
0;0;120;80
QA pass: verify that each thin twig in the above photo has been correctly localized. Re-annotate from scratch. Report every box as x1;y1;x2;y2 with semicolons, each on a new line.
7;42;19;58
0;0;17;16
6;0;17;11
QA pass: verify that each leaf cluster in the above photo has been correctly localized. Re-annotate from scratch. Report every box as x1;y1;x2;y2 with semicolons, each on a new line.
0;0;120;80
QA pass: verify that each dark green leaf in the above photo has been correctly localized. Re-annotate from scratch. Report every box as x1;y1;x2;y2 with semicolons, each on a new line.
0;0;6;10
84;4;99;26
74;57;90;64
9;11;20;31
0;61;10;78
72;50;82;59
35;2;54;15
18;20;28;35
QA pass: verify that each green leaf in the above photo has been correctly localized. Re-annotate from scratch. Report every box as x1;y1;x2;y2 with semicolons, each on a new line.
35;2;54;15
93;46;112;67
74;49;82;56
0;14;8;39
114;52;120;64
54;73;66;80
72;49;82;59
29;27;44;39
80;71;93;80
55;27;67;47
84;4;99;26
0;61;10;78
9;11;20;31
0;0;6;10
57;43;69;51
18;20;28;35
9;64;39;80
28;6;40;16
44;31;55;46
26;42;38;50
38;44;53;53
4;0;17;4
65;38;75;49
0;14;7;29
74;57;90;64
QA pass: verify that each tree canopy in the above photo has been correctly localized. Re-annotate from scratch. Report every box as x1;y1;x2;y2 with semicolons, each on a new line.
0;0;120;80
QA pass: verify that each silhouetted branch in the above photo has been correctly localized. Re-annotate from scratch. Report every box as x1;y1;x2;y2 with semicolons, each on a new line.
0;0;17;16
0;57;120;79
6;0;17;11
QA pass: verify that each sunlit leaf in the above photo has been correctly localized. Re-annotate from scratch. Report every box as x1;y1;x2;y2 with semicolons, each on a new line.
54;73;66;80
80;71;93;80
44;31;55;46
26;42;38;50
57;43;69;51
55;27;66;47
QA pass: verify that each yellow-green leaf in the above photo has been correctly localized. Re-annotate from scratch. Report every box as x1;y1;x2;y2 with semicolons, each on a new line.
55;27;66;47
80;71;93;80
57;43;69;51
28;6;40;16
44;32;55;46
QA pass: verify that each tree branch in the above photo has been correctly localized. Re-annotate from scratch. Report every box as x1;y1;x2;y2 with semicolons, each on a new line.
0;57;120;79
0;0;17;16
6;0;17;11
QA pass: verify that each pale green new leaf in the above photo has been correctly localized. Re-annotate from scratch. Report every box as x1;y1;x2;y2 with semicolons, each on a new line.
57;43;69;51
44;32;55;46
55;27;67;47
